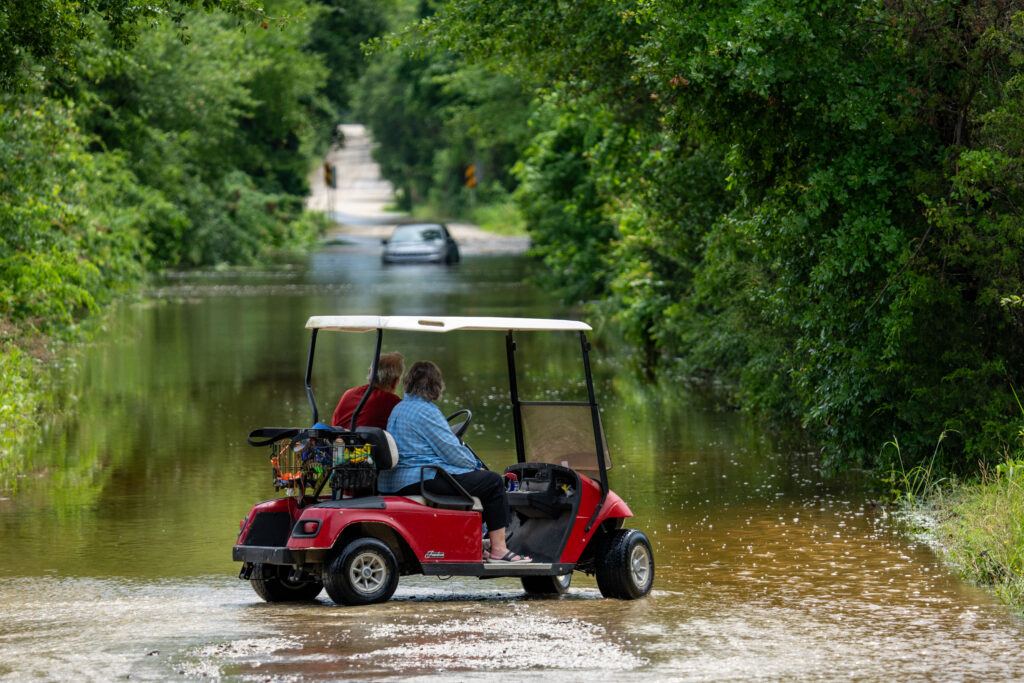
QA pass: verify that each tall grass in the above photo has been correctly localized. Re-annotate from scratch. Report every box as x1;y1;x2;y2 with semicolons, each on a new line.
467;199;527;236
931;459;1024;607
920;387;1024;609
882;432;949;504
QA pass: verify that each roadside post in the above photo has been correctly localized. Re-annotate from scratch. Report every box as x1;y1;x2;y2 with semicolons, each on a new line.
465;163;477;210
324;162;337;217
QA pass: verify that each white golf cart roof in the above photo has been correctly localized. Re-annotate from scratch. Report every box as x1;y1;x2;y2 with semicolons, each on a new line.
305;315;591;333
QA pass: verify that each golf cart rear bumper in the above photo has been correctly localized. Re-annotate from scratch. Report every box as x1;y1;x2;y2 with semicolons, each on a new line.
233;545;299;565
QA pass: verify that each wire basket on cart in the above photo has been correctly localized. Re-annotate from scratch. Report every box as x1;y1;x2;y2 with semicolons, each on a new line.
329;442;377;498
269;437;377;500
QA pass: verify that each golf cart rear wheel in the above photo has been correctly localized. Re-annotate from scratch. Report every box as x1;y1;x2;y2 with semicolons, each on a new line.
596;529;654;600
521;573;572;596
323;538;399;606
250;564;324;602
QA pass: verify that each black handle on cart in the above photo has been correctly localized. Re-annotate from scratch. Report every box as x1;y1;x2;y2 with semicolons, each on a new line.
419;466;477;511
247;426;355;448
247;428;300;447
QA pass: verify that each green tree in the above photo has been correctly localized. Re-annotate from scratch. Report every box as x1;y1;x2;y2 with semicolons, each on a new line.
512;99;618;302
354;1;531;213
420;0;1024;471
0;0;266;91
308;0;389;116
73;5;329;266
0;93;148;330
353;44;448;207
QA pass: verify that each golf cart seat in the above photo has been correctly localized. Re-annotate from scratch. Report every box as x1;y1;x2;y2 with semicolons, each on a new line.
408;466;485;512
402;494;483;512
356;427;482;511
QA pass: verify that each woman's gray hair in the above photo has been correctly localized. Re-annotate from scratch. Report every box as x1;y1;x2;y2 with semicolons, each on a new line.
403;360;445;401
371;352;405;390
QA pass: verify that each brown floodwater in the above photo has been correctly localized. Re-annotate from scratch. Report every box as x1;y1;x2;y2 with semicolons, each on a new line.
1;245;1022;681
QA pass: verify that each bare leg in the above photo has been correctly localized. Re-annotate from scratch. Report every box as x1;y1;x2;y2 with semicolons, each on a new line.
487;528;530;561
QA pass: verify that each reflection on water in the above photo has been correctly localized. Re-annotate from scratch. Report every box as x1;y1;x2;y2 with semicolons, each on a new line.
1;245;1023;679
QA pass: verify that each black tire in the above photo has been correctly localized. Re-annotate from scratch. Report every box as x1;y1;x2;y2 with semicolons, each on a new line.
521;573;572;596
250;564;323;602
595;529;654;600
323;538;399;606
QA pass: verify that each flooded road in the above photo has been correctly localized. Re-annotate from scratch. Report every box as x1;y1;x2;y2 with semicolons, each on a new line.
2;246;1024;681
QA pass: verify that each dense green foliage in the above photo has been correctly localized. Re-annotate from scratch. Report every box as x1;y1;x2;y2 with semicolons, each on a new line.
0;95;146;330
395;0;1024;472
0;0;388;485
4;0;1023;485
0;0;267;91
353;4;530;213
75;5;332;266
0;1;340;337
513;99;620;302
309;0;389;115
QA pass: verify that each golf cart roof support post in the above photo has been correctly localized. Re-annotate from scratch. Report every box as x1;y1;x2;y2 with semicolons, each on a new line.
349;328;384;431
580;331;609;533
506;332;526;463
305;328;320;424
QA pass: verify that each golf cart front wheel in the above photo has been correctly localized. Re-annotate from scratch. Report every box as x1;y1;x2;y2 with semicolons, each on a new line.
596;529;654;599
250;564;324;602
323;538;399;606
521;572;572;596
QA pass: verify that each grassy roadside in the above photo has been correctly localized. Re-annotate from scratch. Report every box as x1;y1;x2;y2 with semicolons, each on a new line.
887;423;1024;611
409;198;528;236
919;465;1024;609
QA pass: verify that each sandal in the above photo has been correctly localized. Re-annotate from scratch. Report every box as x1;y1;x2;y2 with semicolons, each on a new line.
485;550;532;564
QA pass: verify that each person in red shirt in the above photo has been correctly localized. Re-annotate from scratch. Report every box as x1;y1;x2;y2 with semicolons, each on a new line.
332;351;404;429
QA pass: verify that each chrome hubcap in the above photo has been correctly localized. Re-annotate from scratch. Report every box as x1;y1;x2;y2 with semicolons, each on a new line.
349;551;387;594
630;544;651;589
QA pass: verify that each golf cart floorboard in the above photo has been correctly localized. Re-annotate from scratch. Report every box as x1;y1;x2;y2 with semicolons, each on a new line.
422;562;573;577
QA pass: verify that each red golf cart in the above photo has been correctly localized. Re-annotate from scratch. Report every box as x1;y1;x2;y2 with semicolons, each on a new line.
233;316;654;605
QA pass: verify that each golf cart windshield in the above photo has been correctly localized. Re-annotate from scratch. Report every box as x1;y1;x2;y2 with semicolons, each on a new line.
520;403;611;474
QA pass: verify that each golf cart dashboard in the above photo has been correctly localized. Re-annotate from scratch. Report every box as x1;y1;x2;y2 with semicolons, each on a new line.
504;463;579;518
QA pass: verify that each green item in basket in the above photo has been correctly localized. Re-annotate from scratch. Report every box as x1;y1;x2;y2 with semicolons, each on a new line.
346;443;373;465
333;441;373;466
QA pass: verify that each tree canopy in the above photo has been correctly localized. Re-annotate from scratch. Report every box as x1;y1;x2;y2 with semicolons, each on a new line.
356;0;1024;472
0;0;393;339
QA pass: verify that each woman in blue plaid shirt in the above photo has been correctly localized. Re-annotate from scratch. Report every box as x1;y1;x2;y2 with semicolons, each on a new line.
379;361;531;563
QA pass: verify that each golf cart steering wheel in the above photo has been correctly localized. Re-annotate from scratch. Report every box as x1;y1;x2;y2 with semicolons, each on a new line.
445;409;473;441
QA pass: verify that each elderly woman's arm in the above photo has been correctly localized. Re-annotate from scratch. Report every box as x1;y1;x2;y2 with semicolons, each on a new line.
421;404;479;470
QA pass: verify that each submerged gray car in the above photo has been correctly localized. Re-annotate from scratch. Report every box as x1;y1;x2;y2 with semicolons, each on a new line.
381;223;460;265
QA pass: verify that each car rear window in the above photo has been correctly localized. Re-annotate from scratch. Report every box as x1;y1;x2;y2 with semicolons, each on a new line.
391;225;444;243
